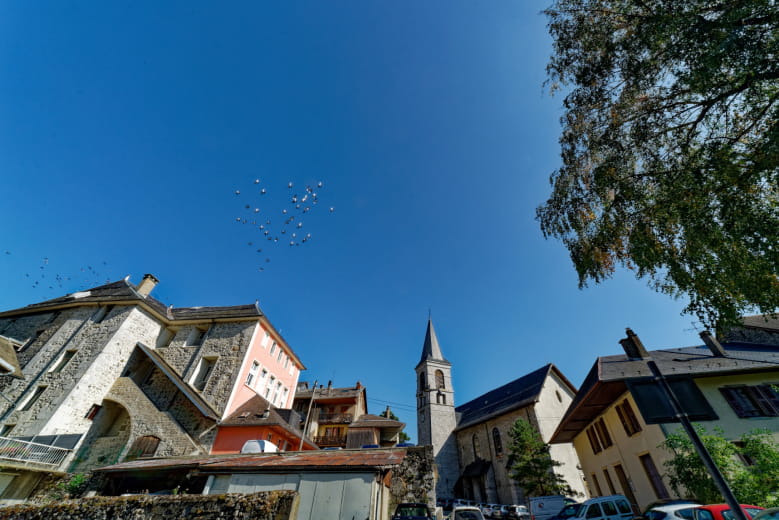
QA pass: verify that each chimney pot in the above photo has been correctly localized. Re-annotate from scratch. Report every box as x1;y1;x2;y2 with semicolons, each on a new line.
620;328;650;359
356;381;362;389
700;330;727;357
137;274;160;297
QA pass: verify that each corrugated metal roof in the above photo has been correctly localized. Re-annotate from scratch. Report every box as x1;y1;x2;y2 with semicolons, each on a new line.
96;448;408;473
349;414;405;430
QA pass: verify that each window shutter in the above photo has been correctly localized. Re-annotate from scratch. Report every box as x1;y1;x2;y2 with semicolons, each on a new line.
596;418;613;447
719;387;758;418
586;426;602;454
755;385;779;416
616;403;632;435
622;400;643;435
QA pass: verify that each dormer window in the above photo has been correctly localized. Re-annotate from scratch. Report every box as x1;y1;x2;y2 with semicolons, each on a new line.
191;356;217;391
92;306;113;323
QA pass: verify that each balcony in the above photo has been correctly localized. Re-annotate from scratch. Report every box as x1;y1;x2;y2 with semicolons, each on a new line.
0;436;71;469
314;434;347;447
317;413;353;424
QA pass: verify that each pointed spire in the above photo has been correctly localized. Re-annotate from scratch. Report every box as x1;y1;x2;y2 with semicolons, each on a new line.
419;319;449;365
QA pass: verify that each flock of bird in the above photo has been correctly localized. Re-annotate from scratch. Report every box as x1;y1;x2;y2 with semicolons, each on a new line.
234;179;334;271
3;251;111;292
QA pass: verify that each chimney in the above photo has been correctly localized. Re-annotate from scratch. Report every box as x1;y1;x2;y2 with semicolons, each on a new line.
356;381;362;389
620;328;650;359
700;330;727;357
384;405;392;418
137;274;159;297
327;380;332;390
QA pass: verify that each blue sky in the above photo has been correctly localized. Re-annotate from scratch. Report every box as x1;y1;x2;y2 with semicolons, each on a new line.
0;1;699;442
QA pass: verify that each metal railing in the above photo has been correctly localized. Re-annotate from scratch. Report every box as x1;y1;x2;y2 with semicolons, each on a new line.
317;413;353;424
0;435;71;467
313;434;347;447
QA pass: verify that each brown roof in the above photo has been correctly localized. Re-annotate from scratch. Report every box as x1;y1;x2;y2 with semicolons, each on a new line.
220;395;317;449
294;384;365;402
96;447;408;473
551;341;779;443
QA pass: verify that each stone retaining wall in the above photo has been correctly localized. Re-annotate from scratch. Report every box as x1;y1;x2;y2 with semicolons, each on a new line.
0;491;297;520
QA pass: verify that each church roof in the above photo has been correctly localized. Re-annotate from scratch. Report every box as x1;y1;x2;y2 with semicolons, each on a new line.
455;364;569;431
417;319;449;367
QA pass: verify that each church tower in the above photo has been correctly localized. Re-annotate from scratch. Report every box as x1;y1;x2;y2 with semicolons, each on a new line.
416;319;459;498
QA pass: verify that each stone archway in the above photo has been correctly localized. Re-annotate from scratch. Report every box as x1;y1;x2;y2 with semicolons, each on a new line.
72;400;132;472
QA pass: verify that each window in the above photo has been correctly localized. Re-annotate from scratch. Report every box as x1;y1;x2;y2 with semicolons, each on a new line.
602;468;616;494
435;370;445;389
85;404;102;420
49;350;77;373
720;385;779;418
187;327;208;347
156;327;176;348
615;499;632;515
191;357;217;391
19;386;47;411
640;453;669;499
282;387;289;406
125;435;160;461
616;399;643;436
273;381;281;404
602;501;618;516
586;425;603;454
263;331;270;347
556;390;563;403
269;342;277;355
492;427;503;456
590;473;603;496
586;503;603;519
0;424;15;437
284;356;289;369
586;418;612;454
265;376;275;399
259;369;268;387
472;434;481;459
277;350;283;363
92;305;113;323
246;361;260;386
419;372;426;391
595;418;613;448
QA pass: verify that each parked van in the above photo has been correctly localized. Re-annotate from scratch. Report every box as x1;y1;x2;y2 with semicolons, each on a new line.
530;496;567;520
565;496;633;520
240;440;278;453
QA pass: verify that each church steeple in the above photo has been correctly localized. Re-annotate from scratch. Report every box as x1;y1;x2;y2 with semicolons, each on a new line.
417;318;449;367
415;318;459;498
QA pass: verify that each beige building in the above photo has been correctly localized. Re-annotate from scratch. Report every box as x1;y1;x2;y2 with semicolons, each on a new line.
551;320;779;512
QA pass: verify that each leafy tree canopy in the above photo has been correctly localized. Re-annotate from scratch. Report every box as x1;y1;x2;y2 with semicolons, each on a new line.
506;418;575;497
662;426;779;506
538;0;779;328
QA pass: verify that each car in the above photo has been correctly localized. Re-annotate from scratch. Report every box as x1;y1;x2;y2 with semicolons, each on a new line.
691;505;765;520
452;506;487;520
753;508;779;520
637;502;701;520
563;495;634;520
507;505;531;520
392;502;434;520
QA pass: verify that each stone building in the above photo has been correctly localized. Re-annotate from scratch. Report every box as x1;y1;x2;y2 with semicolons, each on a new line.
415;319;587;503
0;274;304;503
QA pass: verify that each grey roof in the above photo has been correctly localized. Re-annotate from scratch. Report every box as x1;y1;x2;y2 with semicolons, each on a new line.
294;384;365;401
0;277;264;322
349;414;405;431
455;364;566;431
551;341;779;443
417;319;449;367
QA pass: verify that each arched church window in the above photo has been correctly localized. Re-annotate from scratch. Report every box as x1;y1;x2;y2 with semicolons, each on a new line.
419;372;426;390
435;370;445;389
492;427;503;455
472;434;481;460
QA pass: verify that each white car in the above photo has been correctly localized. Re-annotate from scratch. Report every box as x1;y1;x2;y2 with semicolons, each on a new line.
452;506;487;520
643;503;700;520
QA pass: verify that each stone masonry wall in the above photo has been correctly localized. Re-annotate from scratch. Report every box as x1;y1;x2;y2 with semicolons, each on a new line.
158;321;257;415
0;491;298;520
389;445;437;514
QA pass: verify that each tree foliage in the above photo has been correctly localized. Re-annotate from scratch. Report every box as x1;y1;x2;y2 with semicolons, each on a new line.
506;418;575;497
662;426;779;506
538;0;779;328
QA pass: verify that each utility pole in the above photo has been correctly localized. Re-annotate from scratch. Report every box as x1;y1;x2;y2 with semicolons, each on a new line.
299;380;318;451
622;330;747;520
